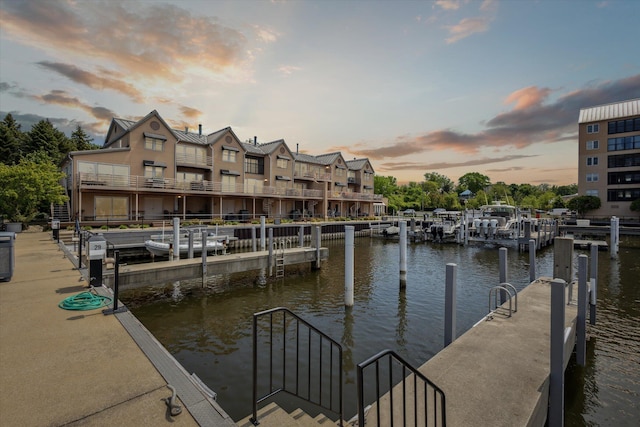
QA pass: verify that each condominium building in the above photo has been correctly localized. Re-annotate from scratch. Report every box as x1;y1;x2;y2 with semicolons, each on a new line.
578;99;640;218
59;110;382;222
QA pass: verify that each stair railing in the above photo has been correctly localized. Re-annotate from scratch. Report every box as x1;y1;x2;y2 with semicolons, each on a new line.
357;349;446;427
251;307;343;426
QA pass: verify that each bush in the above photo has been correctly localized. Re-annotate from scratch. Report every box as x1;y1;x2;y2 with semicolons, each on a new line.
119;224;128;229
100;225;109;230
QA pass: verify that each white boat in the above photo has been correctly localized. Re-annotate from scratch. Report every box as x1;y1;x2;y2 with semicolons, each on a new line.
425;211;462;243
144;234;227;257
466;202;531;244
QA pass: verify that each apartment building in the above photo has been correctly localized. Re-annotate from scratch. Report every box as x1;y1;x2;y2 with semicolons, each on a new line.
59;110;382;222
578;98;640;218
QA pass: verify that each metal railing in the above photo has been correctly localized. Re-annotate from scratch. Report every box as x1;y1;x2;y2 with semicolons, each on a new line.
357;349;446;427
251;307;343;426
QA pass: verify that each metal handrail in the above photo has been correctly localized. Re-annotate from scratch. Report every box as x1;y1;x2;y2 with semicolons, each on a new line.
251;307;343;426
357;349;446;427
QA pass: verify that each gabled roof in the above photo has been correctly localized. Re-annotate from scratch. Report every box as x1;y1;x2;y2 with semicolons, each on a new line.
259;139;286;154
315;152;343;165
241;141;265;155
104;110;178;147
294;152;326;165
346;158;370;171
174;129;208;145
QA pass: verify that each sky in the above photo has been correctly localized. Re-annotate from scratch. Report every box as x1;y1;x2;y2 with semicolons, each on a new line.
1;0;639;186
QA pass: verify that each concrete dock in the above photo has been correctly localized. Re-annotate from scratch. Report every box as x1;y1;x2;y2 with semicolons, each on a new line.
0;230;234;426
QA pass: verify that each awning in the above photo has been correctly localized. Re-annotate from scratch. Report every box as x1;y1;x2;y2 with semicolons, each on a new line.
335;165;347;169
222;145;240;152
275;175;291;181
277;155;290;160
143;132;167;140
335;182;346;187
220;169;241;176
143;160;167;167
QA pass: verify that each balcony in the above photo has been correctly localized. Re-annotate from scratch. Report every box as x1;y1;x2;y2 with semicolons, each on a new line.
175;153;212;167
78;173;379;201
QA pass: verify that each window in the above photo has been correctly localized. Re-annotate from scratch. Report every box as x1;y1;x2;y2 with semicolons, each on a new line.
364;171;372;182
222;149;237;162
245;178;264;193
586;157;598;166
95;196;128;220
585;190;599;197
176;144;207;165
608;172;640;185
78;161;129;185
335;166;345;177
586;140;599;150
244;156;264;174
277;157;288;169
144;137;164;151
586;173;599;182
586;124;599;134
608;118;640;134
608;188;640;201
608;153;640;168
144;165;164;178
607;135;640;151
176;172;203;182
221;175;236;192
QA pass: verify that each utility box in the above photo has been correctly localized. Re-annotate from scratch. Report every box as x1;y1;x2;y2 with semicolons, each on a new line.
86;234;107;287
0;231;16;282
51;219;60;241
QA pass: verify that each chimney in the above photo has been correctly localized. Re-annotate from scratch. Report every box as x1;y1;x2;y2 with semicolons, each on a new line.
199;124;202;136
254;136;257;146
185;126;188;133
296;143;299;154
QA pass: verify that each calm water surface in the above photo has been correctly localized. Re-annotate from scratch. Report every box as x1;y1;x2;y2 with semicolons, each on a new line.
126;238;639;425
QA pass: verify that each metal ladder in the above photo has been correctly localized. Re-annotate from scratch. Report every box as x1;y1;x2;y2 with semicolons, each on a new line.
275;241;285;278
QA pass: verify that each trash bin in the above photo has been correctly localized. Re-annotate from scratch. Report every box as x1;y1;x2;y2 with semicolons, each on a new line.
0;231;16;282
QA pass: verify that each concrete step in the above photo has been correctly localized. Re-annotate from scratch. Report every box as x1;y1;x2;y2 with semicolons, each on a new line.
237;402;335;427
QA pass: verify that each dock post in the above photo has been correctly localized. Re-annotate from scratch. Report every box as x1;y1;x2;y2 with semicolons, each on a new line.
399;221;407;288
577;255;588;366
260;216;266;251
314;226;321;270
529;239;536;283
201;230;207;287
251;226;256;252
78;231;83;269
187;230;194;259
610;216;619;259
299;225;304;248
590;244;598;325
345;226;354;306
172;217;180;261
444;263;457;347
499;247;508;304
553;237;573;284
549;278;566;427
268;228;273;276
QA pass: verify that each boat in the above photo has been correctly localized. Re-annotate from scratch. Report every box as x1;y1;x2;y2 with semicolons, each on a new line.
425;211;462;243
466;202;532;244
144;232;227;257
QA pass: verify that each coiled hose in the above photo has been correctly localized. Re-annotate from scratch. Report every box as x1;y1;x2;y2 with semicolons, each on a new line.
59;291;113;311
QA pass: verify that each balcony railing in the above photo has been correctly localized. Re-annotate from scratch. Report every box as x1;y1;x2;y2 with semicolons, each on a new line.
294;171;333;181
175;153;212;167
78;173;380;201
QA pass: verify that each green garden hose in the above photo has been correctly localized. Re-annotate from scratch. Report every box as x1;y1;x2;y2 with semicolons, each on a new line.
58;291;113;311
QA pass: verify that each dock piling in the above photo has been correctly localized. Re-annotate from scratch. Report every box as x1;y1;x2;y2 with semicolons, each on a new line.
172;218;180;261
187;230;194;259
590;244;598;325
610;216;619;258
399;221;407;288
499;247;508;304
201;231;207;288
529;239;536;283
444;263;457;347
260;216;266;251
549;278;566;427
251;227;256;252
577;255;588;366
345;226;354;307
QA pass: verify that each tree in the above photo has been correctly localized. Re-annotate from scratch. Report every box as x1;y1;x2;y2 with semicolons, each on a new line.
423;172;454;193
458;172;491;194
374;175;398;198
0;155;67;225
0;113;26;165
568;195;601;216
25;119;71;164
630;198;640;213
70;125;99;151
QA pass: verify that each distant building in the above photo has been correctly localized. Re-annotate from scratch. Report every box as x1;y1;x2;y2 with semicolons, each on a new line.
58;110;381;222
578;99;640;218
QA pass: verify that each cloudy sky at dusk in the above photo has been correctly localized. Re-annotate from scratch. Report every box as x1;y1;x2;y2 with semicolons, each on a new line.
1;0;639;185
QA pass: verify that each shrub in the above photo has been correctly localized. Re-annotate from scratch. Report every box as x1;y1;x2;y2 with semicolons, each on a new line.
119;224;128;229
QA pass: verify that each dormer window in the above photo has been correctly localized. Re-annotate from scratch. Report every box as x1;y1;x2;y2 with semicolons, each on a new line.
144;132;166;151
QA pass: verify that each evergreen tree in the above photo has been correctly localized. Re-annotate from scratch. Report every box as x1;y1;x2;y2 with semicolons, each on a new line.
70;125;99;151
26;119;70;164
0;113;26;165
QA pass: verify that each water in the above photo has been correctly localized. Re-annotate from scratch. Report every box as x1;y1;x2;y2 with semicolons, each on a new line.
125;238;640;425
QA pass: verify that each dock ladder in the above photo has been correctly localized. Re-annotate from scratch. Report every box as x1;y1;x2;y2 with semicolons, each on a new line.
275;240;286;278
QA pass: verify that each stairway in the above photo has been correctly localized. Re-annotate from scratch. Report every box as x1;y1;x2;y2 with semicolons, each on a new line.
237;402;341;427
51;202;71;222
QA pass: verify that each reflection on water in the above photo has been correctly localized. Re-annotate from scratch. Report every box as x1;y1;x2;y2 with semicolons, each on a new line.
126;238;639;425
